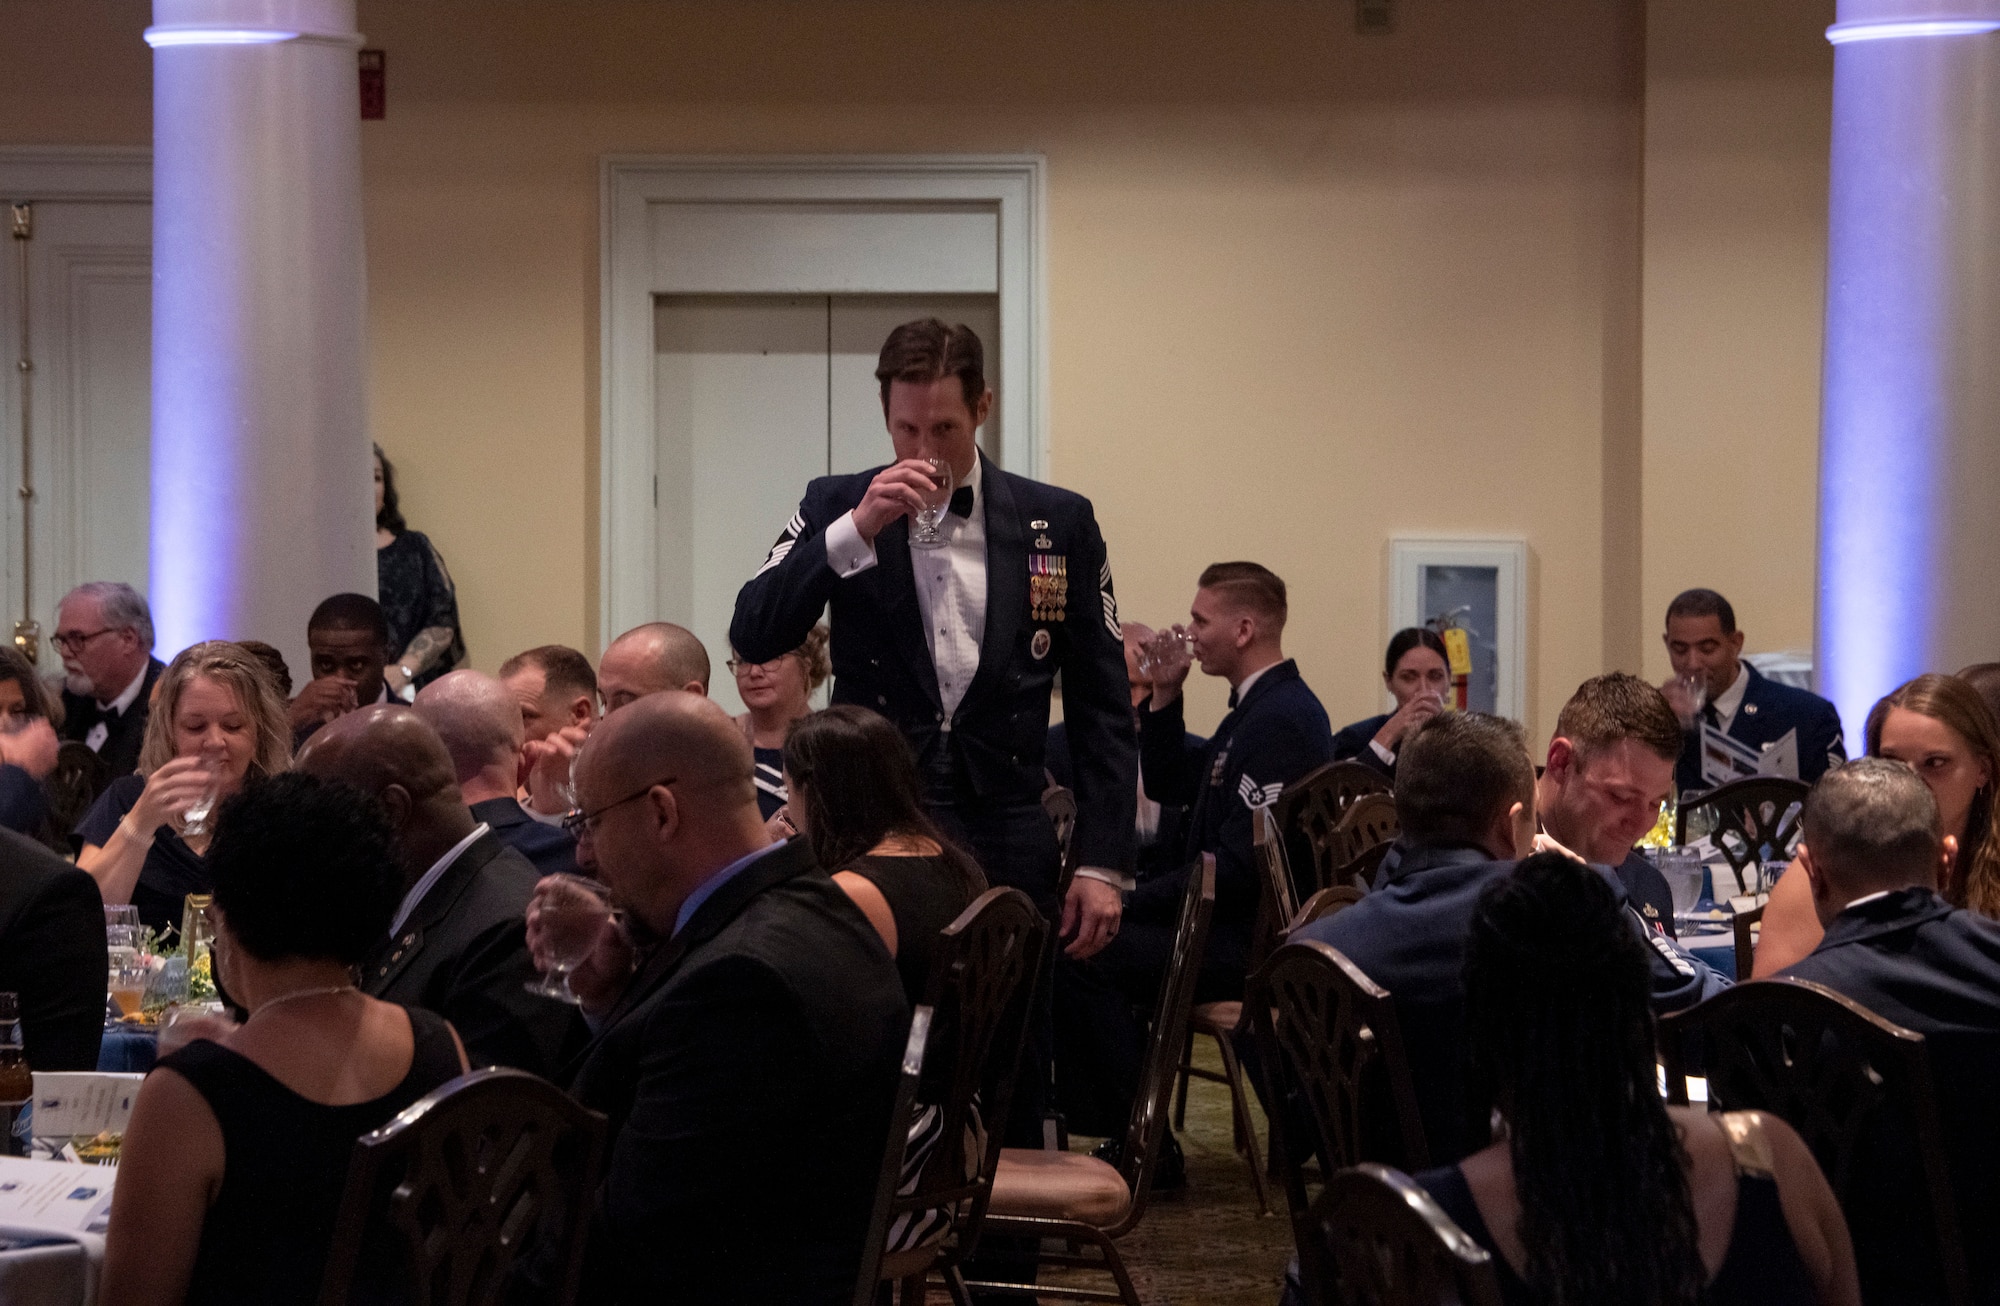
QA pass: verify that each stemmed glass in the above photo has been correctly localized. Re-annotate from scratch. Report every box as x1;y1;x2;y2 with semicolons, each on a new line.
525;874;614;1005
1671;671;1708;731
908;457;956;549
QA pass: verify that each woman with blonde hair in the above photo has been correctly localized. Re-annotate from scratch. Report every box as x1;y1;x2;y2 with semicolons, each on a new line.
729;622;831;821
75;642;293;936
1756;672;2000;975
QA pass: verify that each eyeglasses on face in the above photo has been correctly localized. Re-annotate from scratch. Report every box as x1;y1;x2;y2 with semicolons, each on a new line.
726;654;795;676
561;774;679;839
52;627;118;655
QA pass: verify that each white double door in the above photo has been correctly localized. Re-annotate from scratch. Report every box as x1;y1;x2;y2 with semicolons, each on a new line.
654;292;998;716
0;196;152;660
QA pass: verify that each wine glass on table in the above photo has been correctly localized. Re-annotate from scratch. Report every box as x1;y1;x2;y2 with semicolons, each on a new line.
908;457;956;549
526;874;614;1005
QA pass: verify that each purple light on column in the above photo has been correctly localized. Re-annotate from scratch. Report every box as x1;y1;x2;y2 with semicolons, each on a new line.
1817;6;2000;739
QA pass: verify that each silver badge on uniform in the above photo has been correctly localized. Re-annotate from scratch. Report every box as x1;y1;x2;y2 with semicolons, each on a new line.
1031;629;1052;660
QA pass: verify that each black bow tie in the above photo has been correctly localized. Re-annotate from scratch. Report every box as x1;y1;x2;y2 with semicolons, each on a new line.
948;485;975;518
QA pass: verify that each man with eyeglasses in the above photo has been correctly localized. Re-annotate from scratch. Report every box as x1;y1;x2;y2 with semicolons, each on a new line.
54;581;164;782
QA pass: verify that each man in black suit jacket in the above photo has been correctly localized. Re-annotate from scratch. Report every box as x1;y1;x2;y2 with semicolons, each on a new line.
0;826;106;1071
1300;712;1722;1163
1661;588;1846;796
297;706;585;1077
413;669;578;878
534;691;908;1305
53;582;163;783
1782;758;2000;1305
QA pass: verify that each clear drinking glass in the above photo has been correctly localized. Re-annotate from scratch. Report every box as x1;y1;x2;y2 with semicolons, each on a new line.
1672;672;1707;731
109;959;148;1020
179;758;221;839
1136;627;1194;676
526;874;614;1005
908;457;956;549
1657;848;1706;925
103;905;141;965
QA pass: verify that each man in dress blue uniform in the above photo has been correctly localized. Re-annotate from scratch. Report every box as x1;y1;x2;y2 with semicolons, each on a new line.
731;322;1135;1274
1300;711;1723;1164
1660;588;1846;797
1054;564;1332;1161
1781;758;2000;1305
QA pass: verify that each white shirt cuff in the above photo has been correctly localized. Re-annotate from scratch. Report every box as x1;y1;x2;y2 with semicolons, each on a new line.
520;796;568;827
1075;866;1135;893
1369;739;1397;766
824;511;879;578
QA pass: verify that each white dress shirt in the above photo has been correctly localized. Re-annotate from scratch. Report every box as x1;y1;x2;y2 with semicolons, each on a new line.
84;662;150;754
825;456;988;720
824;460;1125;891
1707;664;1751;732
389;822;490;939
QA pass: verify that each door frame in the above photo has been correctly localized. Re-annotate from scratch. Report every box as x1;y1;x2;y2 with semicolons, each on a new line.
598;153;1048;646
0;147;153;644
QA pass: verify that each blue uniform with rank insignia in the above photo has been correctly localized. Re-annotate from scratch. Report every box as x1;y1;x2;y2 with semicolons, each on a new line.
730;450;1138;903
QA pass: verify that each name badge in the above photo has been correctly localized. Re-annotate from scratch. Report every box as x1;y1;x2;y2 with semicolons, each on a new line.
1029;554;1069;622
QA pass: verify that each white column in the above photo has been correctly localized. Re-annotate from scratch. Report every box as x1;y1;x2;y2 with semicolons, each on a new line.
1817;3;2000;735
147;0;374;678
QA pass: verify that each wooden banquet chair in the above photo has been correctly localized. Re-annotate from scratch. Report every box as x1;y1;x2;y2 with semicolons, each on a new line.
1248;939;1431;1306
1274;762;1393;897
1674;775;1809;898
1659;978;1971;1306
317;1067;606;1306
1289;885;1365;933
1329;794;1399;875
1323;1164;1504;1306
1171;808;1295;1214
967;856;1216;1305
852;886;1048;1306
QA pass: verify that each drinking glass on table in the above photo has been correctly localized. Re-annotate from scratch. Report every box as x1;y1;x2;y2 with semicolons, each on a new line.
104;904;141;963
526;874;614;1005
109;958;149;1019
1656;848;1706;926
908;457;956;549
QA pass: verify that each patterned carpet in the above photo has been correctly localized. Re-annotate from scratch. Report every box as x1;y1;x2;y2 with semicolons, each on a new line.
937;1037;1296;1305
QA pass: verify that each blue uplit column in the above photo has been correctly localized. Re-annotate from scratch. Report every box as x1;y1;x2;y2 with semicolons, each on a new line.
147;0;375;675
1818;2;2000;738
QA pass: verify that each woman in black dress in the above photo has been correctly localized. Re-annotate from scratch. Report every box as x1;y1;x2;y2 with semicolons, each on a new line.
374;443;464;698
730;623;829;822
1410;852;1858;1306
781;704;985;1003
75;642;294;937
100;772;468;1306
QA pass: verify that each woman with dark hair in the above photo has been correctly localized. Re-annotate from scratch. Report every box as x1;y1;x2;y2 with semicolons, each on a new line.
0;644;66;840
1412;852;1856;1306
100;772;467;1306
1755;672;2000;975
1331;626;1451;777
781;705;986;1002
374;443;465;698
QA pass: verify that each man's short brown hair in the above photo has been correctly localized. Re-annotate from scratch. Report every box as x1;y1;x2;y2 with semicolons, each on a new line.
1197;562;1287;632
499;644;598;704
1553;672;1684;764
875;318;986;411
1397;711;1535;848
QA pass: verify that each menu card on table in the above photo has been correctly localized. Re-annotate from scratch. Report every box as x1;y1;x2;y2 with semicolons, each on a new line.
0;1155;117;1239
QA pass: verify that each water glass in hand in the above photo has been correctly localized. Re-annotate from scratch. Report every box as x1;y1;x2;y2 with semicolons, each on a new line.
526;874;613;1005
909;457;956;549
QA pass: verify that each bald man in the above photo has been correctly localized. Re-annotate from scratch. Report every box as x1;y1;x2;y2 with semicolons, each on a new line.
538;691;905;1304
298;706;586;1077
599;621;709;711
519;622;711;819
414;670;578;878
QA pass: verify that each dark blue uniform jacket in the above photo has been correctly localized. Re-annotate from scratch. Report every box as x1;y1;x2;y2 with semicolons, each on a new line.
1297;841;1725;1164
731;453;1137;875
1678;664;1847;795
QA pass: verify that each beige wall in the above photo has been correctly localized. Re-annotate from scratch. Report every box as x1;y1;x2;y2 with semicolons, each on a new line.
1640;0;1834;679
0;0;1834;742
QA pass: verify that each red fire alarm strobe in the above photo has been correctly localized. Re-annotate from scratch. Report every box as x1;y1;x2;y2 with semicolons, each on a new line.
360;49;386;120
